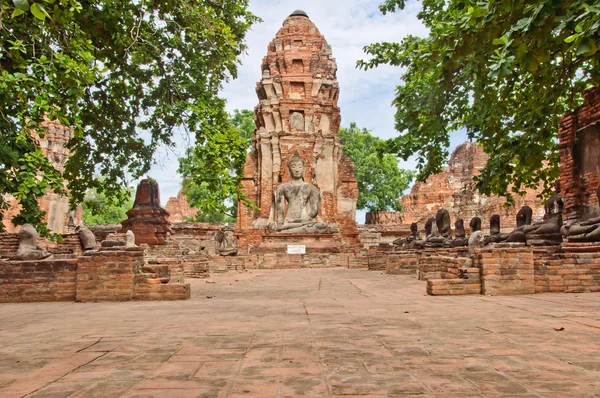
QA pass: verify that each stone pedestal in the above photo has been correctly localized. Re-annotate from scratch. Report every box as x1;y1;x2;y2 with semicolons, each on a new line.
120;179;173;246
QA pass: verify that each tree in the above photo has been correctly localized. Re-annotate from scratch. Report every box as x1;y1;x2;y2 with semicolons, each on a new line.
358;0;600;202
82;185;134;225
0;0;259;234
178;109;254;221
339;123;414;212
230;109;255;144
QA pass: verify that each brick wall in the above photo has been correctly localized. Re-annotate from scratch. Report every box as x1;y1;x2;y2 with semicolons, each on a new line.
0;259;77;303
534;249;600;293
559;87;600;220
475;247;535;295
76;248;141;302
0;233;82;259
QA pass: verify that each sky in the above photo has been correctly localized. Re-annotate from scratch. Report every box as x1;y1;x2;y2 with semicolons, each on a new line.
147;0;466;222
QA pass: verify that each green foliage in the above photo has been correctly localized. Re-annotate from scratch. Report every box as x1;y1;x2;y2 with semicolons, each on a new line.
339;123;414;212
178;109;254;220
230;109;256;144
82;185;134;225
185;182;237;223
358;0;600;202
0;0;259;234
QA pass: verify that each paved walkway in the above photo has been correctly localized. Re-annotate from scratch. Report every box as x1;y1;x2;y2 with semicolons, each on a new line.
1;269;600;397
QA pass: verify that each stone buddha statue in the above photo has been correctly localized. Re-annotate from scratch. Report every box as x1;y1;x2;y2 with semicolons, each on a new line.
485;214;510;244
451;219;467;247
215;225;238;256
468;217;485;254
270;151;329;234
15;224;52;260
426;209;452;248
505;193;563;246
562;184;600;243
393;222;421;248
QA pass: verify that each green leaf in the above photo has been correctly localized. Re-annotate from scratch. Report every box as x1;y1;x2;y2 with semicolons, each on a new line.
576;40;593;56
493;37;507;46
13;0;29;11
12;8;25;17
564;34;580;43
30;3;48;20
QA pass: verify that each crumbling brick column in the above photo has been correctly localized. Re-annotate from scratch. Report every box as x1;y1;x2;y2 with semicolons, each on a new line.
559;87;600;221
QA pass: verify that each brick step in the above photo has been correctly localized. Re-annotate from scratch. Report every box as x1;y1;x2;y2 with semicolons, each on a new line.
146;277;170;285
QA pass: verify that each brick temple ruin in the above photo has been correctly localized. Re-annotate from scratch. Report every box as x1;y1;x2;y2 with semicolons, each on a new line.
1;119;82;234
1;12;600;303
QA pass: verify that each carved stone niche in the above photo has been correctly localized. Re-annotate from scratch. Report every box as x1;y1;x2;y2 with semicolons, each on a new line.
290;111;305;132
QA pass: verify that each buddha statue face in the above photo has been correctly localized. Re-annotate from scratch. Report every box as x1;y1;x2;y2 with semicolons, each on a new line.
287;152;305;180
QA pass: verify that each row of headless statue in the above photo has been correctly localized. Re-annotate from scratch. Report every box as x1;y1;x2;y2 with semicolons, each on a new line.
394;184;600;251
12;224;137;261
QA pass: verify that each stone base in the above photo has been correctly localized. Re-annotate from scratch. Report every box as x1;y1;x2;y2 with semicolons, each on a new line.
561;242;600;253
206;252;368;271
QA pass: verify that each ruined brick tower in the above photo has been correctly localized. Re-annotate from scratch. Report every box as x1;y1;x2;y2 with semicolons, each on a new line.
237;10;359;248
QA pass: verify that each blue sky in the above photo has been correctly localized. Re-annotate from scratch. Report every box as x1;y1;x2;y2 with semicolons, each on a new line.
147;0;466;222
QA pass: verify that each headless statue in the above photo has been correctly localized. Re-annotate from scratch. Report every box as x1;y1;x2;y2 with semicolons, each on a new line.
562;184;600;243
451;219;467;247
508;193;563;246
505;206;534;243
270;151;328;234
16;224;52;260
215;226;238;256
485;214;510;244
426;209;452;248
468;217;485;254
393;222;421;248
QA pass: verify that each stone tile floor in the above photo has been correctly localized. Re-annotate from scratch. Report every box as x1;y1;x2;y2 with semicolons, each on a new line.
1;269;600;397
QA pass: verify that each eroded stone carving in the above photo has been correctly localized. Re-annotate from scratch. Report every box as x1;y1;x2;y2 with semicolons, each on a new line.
426;209;452;248
215;226;238;256
507;193;564;246
270;151;328;234
16;224;52;260
468;217;485;254
451;219;467;247
77;225;97;251
562;185;600;243
393;222;421;248
125;230;137;247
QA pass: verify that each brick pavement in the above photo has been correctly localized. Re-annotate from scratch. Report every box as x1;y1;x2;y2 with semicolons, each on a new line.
1;269;600;397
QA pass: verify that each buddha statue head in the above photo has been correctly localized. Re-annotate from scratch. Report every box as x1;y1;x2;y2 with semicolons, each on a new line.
287;151;306;181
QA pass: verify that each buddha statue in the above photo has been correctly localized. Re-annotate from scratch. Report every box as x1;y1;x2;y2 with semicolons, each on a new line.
393;222;421;248
424;217;435;239
506;193;563;246
468;217;485;254
215;225;238;256
562;184;600;243
15;224;52;260
485;214;510;244
505;206;533;243
270;151;329;234
451;219;467;247
426;209;452;248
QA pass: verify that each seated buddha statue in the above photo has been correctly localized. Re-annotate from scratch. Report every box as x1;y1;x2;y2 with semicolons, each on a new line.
426;209;452;248
508;193;563;246
269;151;329;234
562;184;600;243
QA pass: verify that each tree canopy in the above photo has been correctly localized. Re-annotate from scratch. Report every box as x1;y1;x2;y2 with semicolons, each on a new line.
82;185;134;225
358;0;600;202
178;109;254;221
0;0;258;234
339;123;414;212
